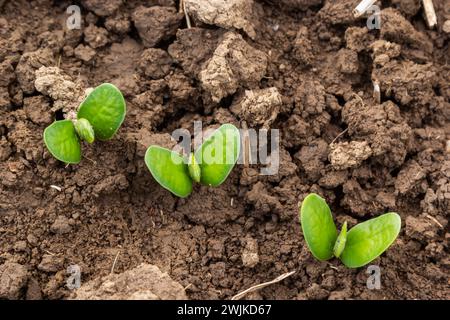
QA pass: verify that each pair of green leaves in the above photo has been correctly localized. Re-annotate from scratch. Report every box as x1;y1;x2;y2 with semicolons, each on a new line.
44;83;126;164
300;193;401;268
145;124;241;198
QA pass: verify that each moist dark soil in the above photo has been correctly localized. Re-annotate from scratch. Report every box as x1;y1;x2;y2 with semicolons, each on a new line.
0;0;449;300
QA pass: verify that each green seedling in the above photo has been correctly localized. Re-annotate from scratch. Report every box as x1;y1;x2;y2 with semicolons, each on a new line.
145;124;240;198
44;83;126;164
299;193;401;268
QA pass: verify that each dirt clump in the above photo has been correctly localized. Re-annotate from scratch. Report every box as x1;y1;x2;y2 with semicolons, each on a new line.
34;66;85;113
342;99;412;168
292;26;314;66
185;0;257;39
235;87;281;128
72;263;187;300
0;262;29;299
132;6;183;48
15;49;54;94
199;31;267;103
329;141;372;170
0;0;448;301
81;0;123;17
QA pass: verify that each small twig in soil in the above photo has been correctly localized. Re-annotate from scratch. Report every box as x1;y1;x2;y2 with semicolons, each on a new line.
231;270;296;300
180;0;192;29
328;263;339;271
50;185;62;192
110;250;121;274
330;128;349;145
353;0;377;18
83;155;97;165
422;0;437;29
160;210;166;225
183;283;192;291
57;55;62;68
373;81;381;104
425;215;443;229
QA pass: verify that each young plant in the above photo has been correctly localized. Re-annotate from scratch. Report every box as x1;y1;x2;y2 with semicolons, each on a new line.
43;83;126;164
145;124;240;198
299;193;401;268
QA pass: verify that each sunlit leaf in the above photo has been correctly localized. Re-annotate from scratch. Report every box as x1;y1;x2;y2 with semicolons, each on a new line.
44;120;81;164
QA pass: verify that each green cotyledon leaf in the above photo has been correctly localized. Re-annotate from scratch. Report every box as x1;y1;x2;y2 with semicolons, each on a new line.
340;212;401;268
77;83;126;140
43;120;81;164
195;124;241;187
144;145;193;198
300;193;337;261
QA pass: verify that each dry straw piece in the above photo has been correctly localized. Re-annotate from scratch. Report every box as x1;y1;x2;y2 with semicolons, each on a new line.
231;271;296;300
353;0;377;18
422;0;437;28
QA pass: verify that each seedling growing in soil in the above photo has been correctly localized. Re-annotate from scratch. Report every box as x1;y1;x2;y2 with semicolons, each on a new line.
145;124;240;198
44;83;126;164
299;193;401;268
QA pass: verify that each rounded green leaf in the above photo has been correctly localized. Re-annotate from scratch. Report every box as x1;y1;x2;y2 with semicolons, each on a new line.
300;193;337;261
195;124;241;187
77;83;126;140
145;145;193;198
43;120;81;164
340;212;401;268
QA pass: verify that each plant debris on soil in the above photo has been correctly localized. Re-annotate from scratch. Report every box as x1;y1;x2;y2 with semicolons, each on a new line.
0;0;449;300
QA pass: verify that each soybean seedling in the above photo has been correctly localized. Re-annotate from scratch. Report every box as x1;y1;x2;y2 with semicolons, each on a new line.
299;193;401;268
43;83;126;164
145;124;240;198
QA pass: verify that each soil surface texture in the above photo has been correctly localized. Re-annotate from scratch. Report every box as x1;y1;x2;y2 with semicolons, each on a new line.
0;0;449;300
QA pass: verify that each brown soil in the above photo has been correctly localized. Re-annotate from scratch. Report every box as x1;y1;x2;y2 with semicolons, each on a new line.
0;0;449;300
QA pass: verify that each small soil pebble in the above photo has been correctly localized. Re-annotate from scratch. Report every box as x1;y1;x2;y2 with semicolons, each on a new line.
74;44;96;62
237;87;281;127
71;263;187;299
241;237;259;268
84;24;109;49
306;283;329;300
0;262;29;299
329;141;372;170
50;215;72;234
